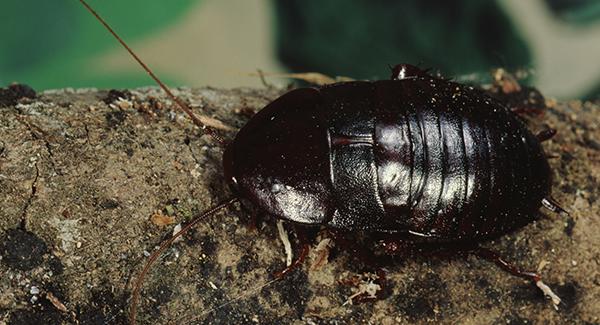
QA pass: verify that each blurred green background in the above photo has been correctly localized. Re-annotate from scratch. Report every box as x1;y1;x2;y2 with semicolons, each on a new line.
1;0;599;99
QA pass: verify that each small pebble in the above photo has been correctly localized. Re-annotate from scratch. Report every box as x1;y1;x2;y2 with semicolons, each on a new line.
29;286;40;295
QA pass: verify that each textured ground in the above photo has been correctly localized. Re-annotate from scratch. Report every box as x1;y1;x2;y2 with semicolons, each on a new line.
0;85;598;325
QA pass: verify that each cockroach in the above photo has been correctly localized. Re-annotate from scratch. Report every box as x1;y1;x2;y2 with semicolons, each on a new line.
78;1;568;323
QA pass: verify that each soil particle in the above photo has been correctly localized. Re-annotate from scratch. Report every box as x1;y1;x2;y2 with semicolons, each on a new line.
556;281;580;311
8;306;64;325
561;183;577;195
496;313;533;325
105;110;127;128
99;198;120;210
509;283;546;304
0;83;36;108
564;216;576;237
146;284;173;317
484;69;546;115
8;286;71;324
561;151;575;163
205;296;270;325
197;234;219;257
102;89;132;105
394;272;450;320
76;287;128;325
585;177;599;205
236;253;259;274
580;134;600;151
270;267;312;318
476;278;502;307
47;256;65;275
0;228;49;271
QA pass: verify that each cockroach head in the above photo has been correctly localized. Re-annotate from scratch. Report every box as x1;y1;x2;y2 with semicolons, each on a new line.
222;88;334;226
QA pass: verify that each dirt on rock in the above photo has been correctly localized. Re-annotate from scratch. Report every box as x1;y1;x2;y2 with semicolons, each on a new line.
0;85;598;324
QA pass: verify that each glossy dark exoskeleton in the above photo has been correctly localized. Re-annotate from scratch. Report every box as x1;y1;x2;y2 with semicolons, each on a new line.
224;64;553;243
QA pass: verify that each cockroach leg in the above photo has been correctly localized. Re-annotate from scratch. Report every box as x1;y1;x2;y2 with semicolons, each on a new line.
246;210;260;232
311;235;334;271
536;128;557;142
273;243;309;279
472;247;562;309
541;197;569;216
272;226;312;279
473;247;540;281
277;220;294;266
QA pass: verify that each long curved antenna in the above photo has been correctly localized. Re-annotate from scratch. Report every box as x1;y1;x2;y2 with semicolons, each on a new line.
78;0;226;145
129;197;238;325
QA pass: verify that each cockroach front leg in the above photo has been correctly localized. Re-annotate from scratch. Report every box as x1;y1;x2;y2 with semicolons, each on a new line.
273;225;311;279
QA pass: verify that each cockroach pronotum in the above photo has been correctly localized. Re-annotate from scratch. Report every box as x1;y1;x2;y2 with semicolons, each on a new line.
78;1;568;323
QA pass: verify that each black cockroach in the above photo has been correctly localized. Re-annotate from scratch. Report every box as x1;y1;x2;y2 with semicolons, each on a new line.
78;1;568;323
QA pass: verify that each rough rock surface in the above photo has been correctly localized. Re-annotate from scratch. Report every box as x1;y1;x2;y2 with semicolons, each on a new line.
0;86;598;324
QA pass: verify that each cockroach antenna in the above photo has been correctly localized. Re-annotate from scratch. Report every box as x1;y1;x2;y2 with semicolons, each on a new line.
75;2;238;323
129;198;238;324
77;0;227;145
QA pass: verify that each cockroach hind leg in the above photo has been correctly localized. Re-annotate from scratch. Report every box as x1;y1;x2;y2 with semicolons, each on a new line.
542;197;569;216
473;247;562;310
536;128;557;142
